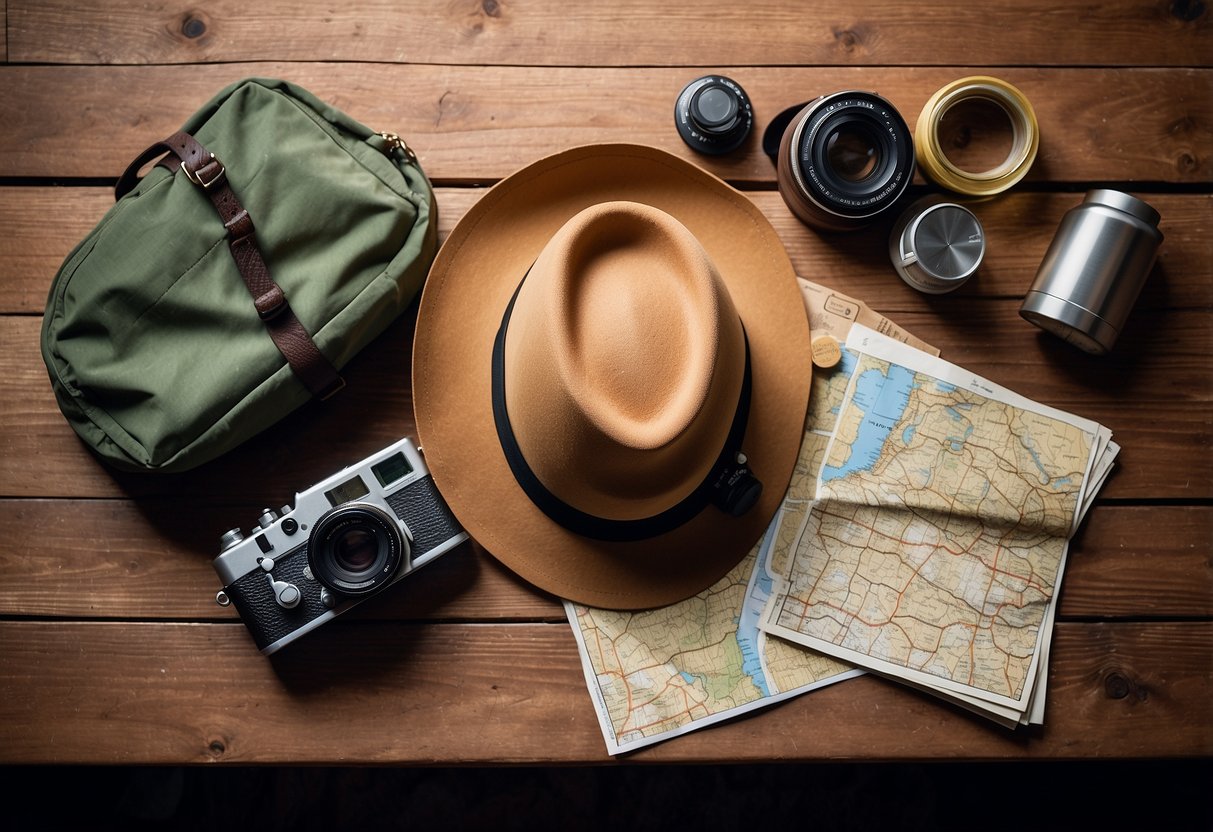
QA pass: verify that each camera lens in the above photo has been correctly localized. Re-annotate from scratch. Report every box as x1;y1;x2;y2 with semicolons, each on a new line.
675;75;753;155
307;504;407;596
332;527;378;573
826;126;880;182
772;91;914;232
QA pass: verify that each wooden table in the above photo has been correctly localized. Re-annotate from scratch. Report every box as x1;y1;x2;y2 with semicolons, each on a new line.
1;1;1210;765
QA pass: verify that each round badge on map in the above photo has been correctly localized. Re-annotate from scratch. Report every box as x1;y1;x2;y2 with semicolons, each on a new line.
811;335;842;369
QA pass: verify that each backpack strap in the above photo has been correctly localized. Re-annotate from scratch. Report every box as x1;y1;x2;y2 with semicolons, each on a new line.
116;132;344;400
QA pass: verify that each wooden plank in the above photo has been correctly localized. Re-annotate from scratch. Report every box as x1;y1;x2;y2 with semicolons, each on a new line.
1;2;7;64
7;0;1209;68
1065;506;1213;619
6;308;1211;500
0;500;1206;621
0;499;556;622
4;188;1209;315
0;620;1208;763
0;65;1209;184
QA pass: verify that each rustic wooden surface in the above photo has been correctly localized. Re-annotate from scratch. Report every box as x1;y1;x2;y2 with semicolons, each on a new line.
0;1;1210;765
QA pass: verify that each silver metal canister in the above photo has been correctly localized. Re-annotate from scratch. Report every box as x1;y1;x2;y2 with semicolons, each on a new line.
889;197;985;294
1020;189;1163;355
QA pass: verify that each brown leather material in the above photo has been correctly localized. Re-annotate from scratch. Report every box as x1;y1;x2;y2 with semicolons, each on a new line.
116;131;344;400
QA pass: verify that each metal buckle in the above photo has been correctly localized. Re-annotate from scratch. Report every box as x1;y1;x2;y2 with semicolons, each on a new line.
377;131;417;163
182;153;226;189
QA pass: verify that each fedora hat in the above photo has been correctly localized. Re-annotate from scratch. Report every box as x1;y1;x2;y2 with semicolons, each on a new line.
412;144;811;609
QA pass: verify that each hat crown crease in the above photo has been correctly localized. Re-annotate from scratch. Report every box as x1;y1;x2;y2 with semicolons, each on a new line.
504;201;745;521
552;204;719;451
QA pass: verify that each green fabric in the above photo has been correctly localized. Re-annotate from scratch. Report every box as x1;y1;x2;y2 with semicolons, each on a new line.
41;78;437;472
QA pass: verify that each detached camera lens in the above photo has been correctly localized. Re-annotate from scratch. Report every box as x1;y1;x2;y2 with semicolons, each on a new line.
771;91;914;232
675;75;753;155
826;126;880;182
308;504;406;595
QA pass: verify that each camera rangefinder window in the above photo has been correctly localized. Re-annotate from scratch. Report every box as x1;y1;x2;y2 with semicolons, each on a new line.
371;452;413;488
324;474;370;507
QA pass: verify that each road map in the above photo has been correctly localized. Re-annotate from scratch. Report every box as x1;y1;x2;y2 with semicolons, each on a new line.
761;326;1116;724
565;282;929;754
566;528;860;755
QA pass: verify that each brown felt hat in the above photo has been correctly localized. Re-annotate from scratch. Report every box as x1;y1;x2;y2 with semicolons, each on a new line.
413;144;811;609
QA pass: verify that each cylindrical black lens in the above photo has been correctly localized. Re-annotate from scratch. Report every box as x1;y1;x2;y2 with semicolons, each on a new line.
675;75;753;155
826;125;880;182
773;91;914;232
307;503;406;596
332;527;378;573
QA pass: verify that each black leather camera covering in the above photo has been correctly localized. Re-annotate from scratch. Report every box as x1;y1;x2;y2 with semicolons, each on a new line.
225;476;463;651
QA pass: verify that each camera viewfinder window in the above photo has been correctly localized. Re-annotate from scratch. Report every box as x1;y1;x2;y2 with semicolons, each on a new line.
324;475;371;507
372;453;414;488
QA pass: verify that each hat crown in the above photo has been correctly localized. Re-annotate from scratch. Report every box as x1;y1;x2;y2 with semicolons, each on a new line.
503;202;746;522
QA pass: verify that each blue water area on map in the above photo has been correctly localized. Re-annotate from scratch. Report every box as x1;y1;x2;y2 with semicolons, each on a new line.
679;671;699;685
732;525;778;698
829;349;860;416
935;380;958;394
822;363;917;482
1022;438;1054;484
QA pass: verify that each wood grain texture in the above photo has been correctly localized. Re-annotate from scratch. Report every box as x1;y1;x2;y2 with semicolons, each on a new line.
9;307;1211;501
4;188;1210;315
0;65;1209;184
7;0;1210;68
1;500;1207;621
0;499;557;622
1;0;1209;769
0;620;1208;763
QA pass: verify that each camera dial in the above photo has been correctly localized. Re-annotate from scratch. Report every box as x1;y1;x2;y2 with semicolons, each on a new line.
675;75;754;155
307;503;409;596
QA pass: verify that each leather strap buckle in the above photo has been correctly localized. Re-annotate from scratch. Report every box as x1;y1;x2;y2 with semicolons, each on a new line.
223;208;255;243
182;154;226;190
254;286;287;320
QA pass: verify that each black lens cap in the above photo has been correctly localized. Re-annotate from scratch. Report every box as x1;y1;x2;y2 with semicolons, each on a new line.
675;75;753;155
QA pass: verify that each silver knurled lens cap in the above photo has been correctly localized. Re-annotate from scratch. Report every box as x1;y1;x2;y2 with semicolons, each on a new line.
890;198;985;294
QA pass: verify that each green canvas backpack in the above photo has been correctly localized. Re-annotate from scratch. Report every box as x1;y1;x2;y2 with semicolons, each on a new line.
41;78;437;472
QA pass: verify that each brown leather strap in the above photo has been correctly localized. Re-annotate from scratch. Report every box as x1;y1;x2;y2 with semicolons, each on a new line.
116;132;344;400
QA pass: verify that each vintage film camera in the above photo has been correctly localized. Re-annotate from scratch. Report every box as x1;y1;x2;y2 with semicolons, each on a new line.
213;438;467;654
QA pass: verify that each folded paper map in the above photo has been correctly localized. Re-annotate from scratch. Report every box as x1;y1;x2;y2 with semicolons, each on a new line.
760;325;1117;726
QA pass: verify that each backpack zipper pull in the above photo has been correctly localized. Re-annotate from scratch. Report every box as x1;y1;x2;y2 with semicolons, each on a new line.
377;131;417;163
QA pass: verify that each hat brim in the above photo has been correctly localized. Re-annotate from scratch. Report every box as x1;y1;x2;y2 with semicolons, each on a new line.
413;144;811;609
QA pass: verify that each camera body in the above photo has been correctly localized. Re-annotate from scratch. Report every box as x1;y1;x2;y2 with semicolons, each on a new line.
214;438;467;655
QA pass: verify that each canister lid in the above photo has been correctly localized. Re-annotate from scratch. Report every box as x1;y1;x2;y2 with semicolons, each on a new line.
890;200;985;294
1084;189;1161;227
